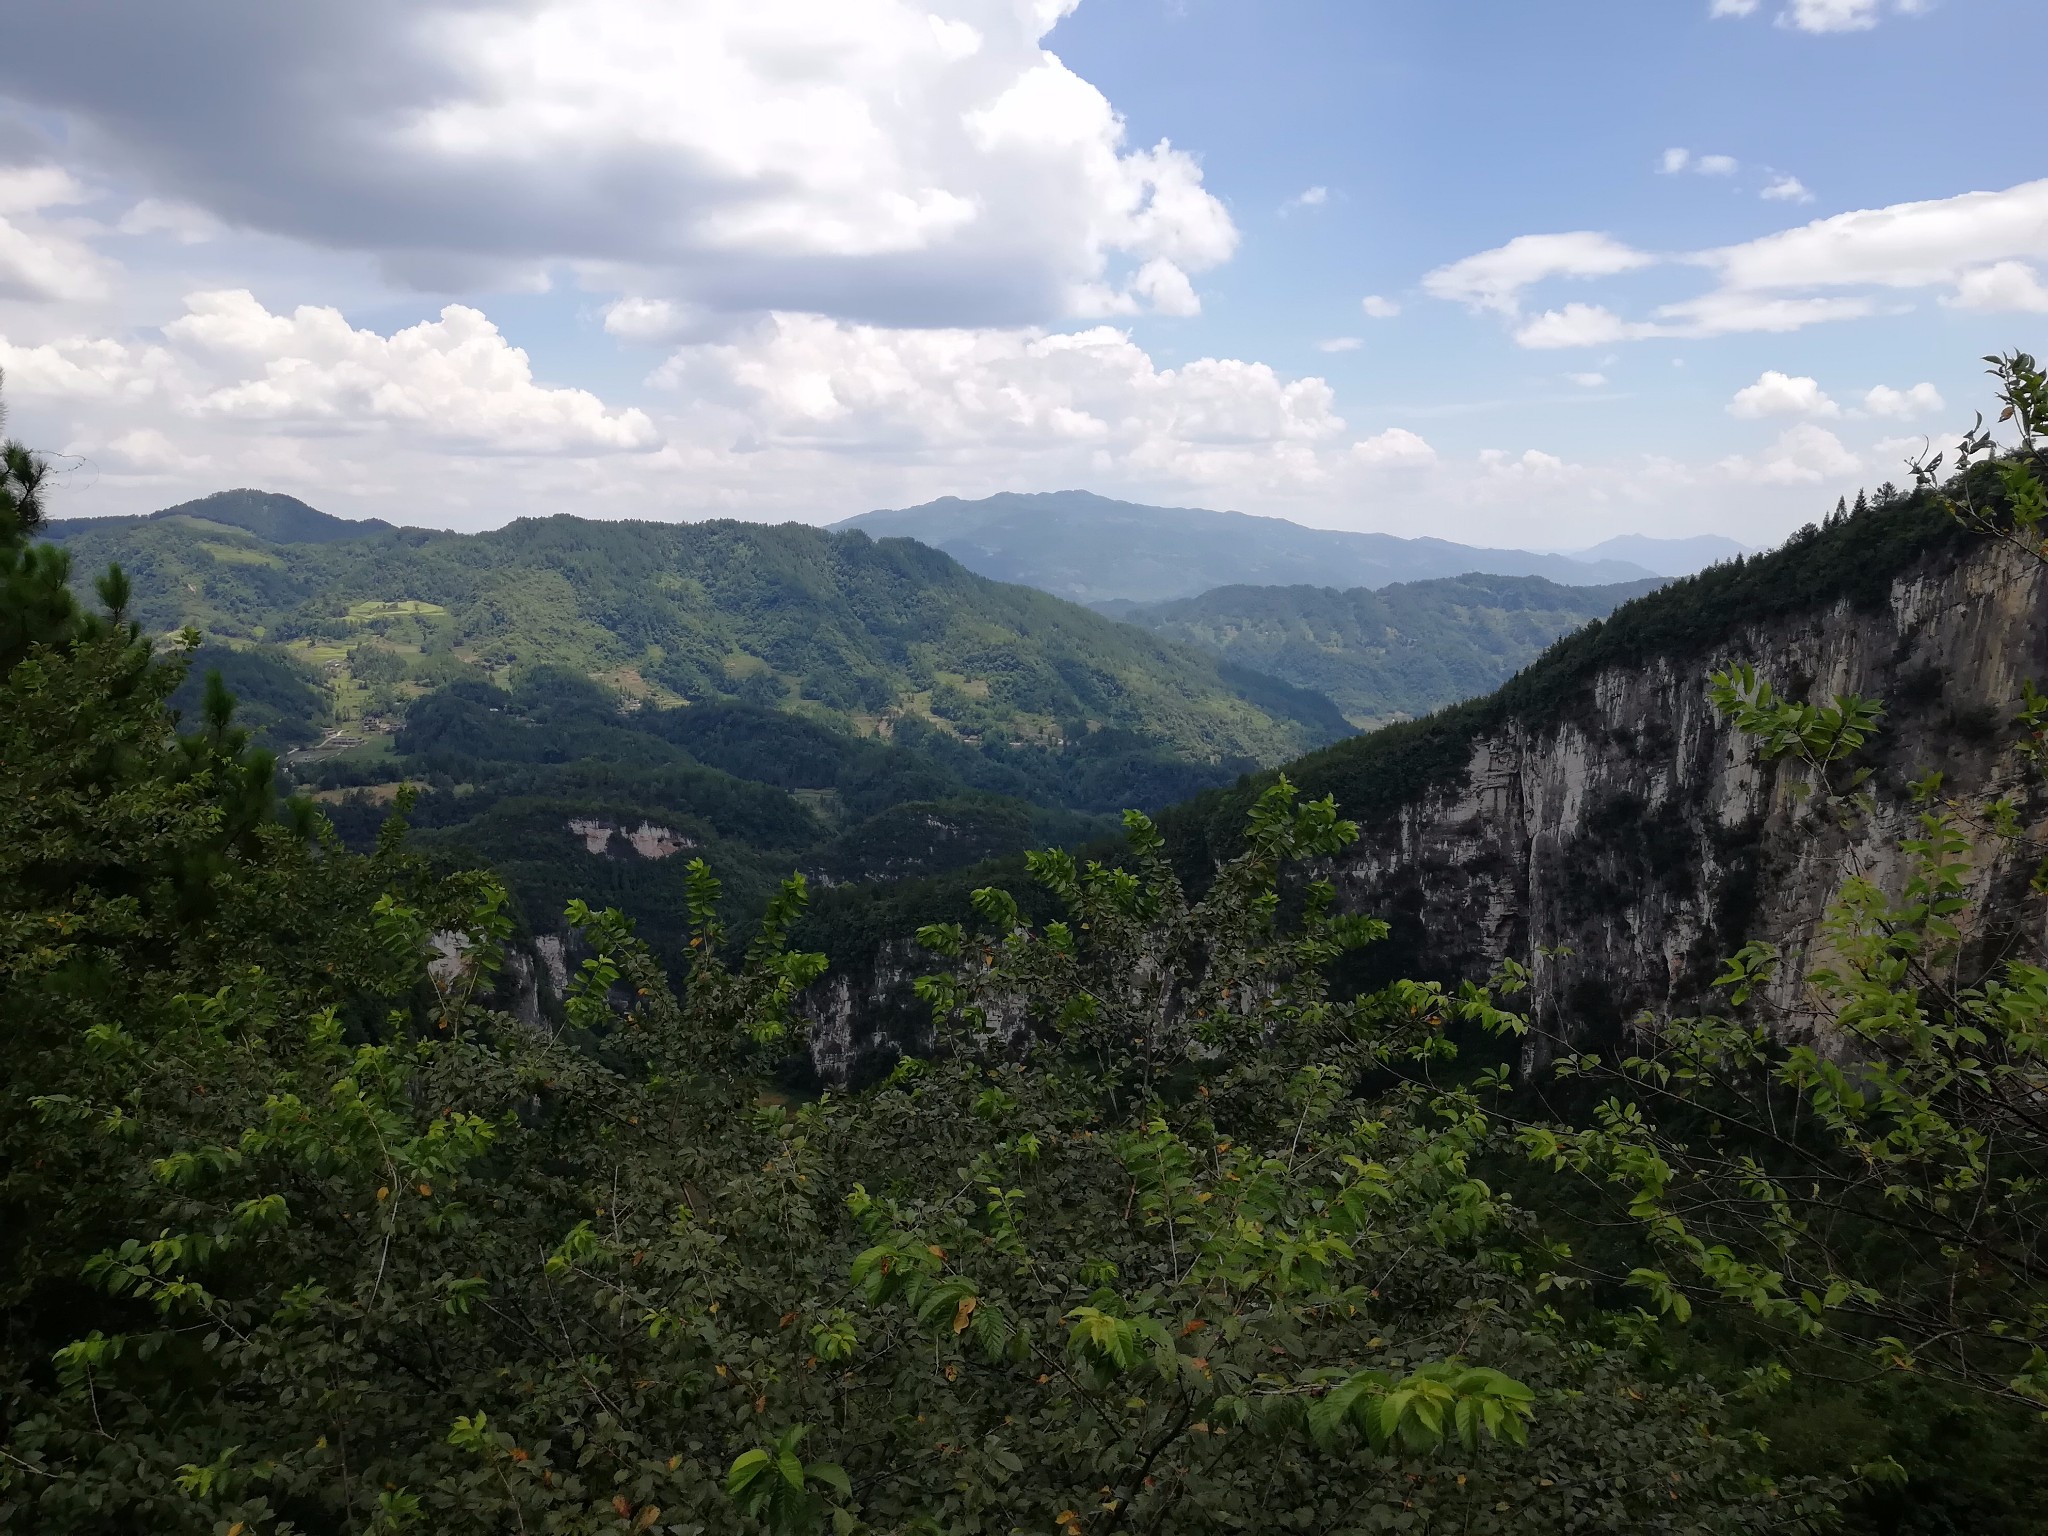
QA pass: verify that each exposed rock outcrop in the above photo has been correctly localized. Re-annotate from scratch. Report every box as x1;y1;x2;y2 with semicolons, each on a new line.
804;943;930;1087
1310;531;2048;1062
566;817;696;859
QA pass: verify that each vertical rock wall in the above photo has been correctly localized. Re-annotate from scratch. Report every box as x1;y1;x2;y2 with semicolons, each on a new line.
1322;538;2048;1059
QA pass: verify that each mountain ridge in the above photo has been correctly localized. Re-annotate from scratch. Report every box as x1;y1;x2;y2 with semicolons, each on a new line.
836;489;1662;603
1570;531;1751;577
49;488;399;545
45;498;1352;794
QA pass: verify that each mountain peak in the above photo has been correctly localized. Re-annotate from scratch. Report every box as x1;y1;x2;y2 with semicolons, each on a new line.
148;489;396;544
1570;533;1752;578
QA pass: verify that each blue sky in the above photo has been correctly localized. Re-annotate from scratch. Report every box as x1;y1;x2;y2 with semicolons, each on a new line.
1058;0;2046;488
0;0;2041;547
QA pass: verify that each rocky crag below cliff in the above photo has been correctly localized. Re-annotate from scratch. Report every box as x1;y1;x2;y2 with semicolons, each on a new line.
1162;499;2047;1064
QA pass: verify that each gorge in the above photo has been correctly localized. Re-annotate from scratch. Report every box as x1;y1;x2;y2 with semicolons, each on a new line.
801;496;2044;1083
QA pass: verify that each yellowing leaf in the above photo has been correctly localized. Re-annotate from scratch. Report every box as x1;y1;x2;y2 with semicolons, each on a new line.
952;1295;978;1334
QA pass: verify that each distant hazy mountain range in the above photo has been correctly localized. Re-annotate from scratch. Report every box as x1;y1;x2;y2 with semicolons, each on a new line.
1571;533;1752;575
835;490;1748;604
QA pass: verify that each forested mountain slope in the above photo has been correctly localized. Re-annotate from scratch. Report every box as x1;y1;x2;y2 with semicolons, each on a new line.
835;489;1658;603
43;499;1346;970
1111;572;1667;727
3;462;1845;1536
50;487;401;544
46;505;1343;766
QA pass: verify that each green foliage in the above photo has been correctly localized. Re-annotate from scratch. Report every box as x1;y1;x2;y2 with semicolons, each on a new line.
13;373;1964;1534
1707;663;1884;771
167;642;330;751
0;370;49;541
726;1426;851;1535
1913;350;2048;562
1527;670;2048;1407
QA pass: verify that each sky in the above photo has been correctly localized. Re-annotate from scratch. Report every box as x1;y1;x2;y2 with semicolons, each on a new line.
0;0;2042;548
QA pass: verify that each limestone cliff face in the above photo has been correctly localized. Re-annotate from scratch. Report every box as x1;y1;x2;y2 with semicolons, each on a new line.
1321;535;2048;1061
803;943;930;1087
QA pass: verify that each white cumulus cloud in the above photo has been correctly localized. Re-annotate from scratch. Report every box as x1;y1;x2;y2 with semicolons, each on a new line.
1761;174;1814;203
1423;232;1654;316
1360;294;1401;319
650;312;1345;494
1351;427;1435;467
4;290;657;458
165;291;660;452
1514;304;1640;349
116;199;226;244
1447;177;2048;347
0;0;1237;327
1782;0;1883;30
0;166;114;303
1720;423;1860;484
1660;149;1740;179
0;334;176;402
1712;0;1928;30
1728;370;1839;418
1945;260;2048;313
1129;257;1202;318
1706;179;2048;295
1862;382;1944;418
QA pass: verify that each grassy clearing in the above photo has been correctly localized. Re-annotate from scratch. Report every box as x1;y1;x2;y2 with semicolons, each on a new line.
307;779;416;805
199;541;287;568
589;665;689;710
346;599;449;622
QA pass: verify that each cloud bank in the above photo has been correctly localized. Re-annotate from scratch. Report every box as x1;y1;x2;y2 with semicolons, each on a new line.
1431;178;2048;347
0;0;1233;327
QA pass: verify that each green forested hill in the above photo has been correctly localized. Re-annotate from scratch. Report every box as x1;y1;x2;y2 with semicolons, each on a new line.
1113;572;1668;727
56;487;401;545
46;503;1344;766
43;497;1345;957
